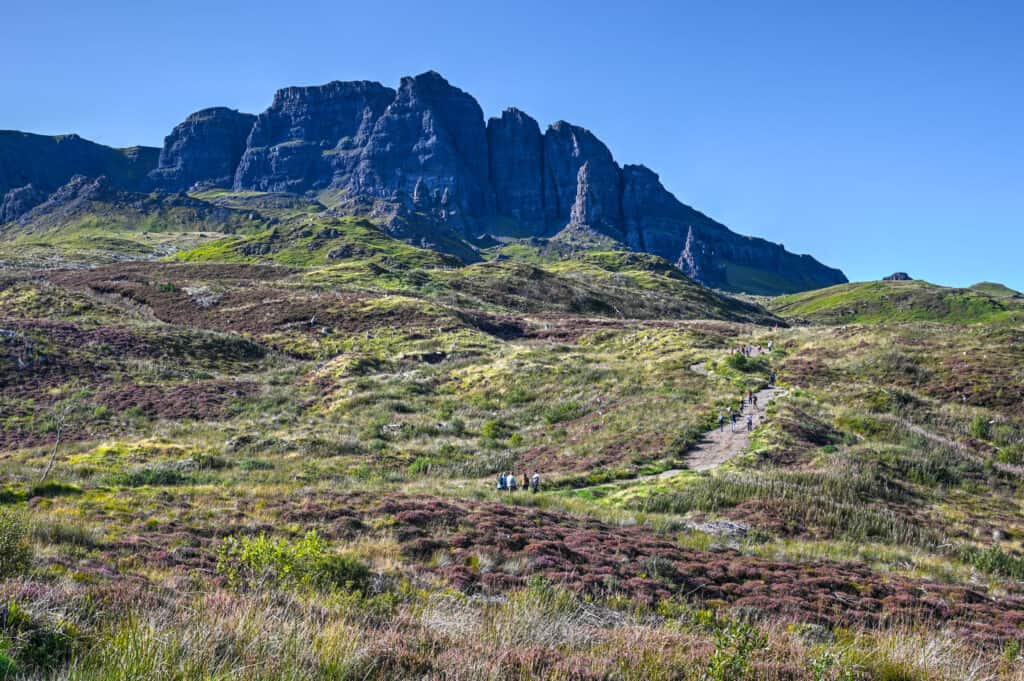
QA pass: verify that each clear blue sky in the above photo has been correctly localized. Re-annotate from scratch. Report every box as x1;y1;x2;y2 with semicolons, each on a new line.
4;0;1022;289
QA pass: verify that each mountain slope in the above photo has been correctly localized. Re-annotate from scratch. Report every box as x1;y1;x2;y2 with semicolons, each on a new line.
767;279;1024;324
0;72;846;294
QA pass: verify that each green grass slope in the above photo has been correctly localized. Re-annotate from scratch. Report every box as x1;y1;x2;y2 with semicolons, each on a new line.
767;279;1024;325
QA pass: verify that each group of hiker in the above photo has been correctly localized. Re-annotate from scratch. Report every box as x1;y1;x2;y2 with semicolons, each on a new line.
497;471;541;493
719;383;777;433
730;339;773;356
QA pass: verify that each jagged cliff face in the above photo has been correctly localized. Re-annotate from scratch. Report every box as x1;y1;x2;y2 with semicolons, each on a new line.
148;108;256;191
233;80;395;193
0;71;848;294
0;131;158;218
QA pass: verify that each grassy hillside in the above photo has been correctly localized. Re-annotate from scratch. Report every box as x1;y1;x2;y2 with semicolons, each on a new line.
4;201;1024;677
767;279;1024;325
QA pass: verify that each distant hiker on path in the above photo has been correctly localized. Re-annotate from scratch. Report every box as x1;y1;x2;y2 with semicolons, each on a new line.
752;394;758;409
747;414;753;432
719;413;725;431
730;412;737;432
531;472;540;493
769;371;776;386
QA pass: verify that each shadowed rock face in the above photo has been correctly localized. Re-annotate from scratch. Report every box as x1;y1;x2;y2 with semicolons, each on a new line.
233;80;396;193
1;71;848;293
0;132;158;221
148;108;256;191
0;184;46;223
343;71;494;232
487;108;545;232
542;121;621;229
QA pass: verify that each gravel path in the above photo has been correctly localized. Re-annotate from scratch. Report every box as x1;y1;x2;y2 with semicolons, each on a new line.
633;349;784;482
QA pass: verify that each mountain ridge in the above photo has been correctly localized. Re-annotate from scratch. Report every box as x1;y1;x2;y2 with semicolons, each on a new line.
0;71;847;295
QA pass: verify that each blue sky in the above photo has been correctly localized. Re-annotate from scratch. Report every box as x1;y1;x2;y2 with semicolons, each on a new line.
4;0;1022;289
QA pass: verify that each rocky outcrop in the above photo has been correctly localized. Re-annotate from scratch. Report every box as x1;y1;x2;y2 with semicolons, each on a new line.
0;184;46;223
567;162;623;240
542;122;621;229
884;272;913;281
487;108;545;232
0;131;157;199
233;80;395;193
344;71;494;232
0;71;849;293
148;108;256;191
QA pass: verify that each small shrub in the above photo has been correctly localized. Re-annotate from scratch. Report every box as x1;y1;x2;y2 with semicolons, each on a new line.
216;529;369;592
115;465;188;487
543;401;582;424
480;419;511;440
28;482;82;498
962;545;1024;579
970;415;991;440
704;621;768;681
238;458;274;471
995;444;1024;465
0;602;76;674
0;508;32;578
408;456;433;476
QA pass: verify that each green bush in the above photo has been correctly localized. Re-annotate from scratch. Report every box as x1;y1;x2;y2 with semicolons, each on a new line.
0;508;32;578
996;444;1024;465
704;621;768;681
969;415;991;440
408;456;433;475
114;465;189;487
962;545;1024;579
238;458;274;471
216;529;369;592
543;401;582;424
480;419;511;440
28;481;82;498
0;602;76;674
725;353;768;374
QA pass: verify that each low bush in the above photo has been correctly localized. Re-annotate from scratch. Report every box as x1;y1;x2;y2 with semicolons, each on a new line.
0;602;77;674
216;529;370;592
114;465;189;487
28;481;82;498
0;508;32;578
542;401;583;424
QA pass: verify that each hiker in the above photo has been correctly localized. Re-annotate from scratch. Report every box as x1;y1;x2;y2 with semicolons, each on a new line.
531;472;540;493
496;473;505;491
718;413;725;431
767;340;774;352
748;390;753;404
508;472;518;492
769;371;776;386
747;414;753;432
730;412;737;432
752;394;758;409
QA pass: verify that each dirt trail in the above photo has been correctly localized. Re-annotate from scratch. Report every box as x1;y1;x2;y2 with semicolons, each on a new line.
634;348;783;482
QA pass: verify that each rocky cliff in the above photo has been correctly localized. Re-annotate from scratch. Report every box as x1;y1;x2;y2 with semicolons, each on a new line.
0;72;847;294
0;131;158;218
148;108;256;191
